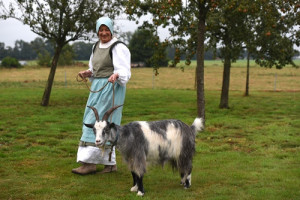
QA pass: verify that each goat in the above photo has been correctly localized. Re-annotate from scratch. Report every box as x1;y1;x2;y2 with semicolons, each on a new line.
84;105;204;197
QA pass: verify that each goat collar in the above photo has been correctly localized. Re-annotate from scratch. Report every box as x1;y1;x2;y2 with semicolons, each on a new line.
108;128;119;162
112;128;120;147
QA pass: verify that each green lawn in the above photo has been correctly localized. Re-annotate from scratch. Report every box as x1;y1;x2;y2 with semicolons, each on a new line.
0;85;299;199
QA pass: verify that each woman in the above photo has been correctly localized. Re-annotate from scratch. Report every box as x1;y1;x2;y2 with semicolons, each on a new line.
72;16;131;175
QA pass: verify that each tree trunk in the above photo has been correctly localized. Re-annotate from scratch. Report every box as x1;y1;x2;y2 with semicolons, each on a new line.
219;56;231;109
245;51;250;96
41;45;63;106
196;6;206;124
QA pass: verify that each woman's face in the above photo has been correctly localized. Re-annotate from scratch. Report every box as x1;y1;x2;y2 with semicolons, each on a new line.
98;25;112;43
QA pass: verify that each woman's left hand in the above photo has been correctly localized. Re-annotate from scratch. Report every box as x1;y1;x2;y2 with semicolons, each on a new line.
108;73;119;83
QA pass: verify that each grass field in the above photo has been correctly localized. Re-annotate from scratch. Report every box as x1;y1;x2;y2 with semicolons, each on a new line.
0;60;299;199
1;60;299;92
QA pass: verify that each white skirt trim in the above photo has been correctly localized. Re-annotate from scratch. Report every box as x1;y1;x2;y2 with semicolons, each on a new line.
76;146;116;165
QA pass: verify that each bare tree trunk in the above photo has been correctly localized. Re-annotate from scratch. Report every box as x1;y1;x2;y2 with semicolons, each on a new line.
245;51;250;96
196;6;206;124
219;56;231;109
41;45;63;106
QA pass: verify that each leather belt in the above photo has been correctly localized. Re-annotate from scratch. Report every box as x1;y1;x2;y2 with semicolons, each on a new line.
79;141;96;147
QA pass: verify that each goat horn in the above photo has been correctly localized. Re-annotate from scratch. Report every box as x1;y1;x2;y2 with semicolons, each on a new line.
102;105;123;121
87;106;100;122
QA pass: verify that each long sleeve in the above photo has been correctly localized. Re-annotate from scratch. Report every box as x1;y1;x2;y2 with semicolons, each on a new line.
112;43;131;86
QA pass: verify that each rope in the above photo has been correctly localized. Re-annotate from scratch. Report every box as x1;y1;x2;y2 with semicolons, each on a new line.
76;74;110;93
76;74;115;122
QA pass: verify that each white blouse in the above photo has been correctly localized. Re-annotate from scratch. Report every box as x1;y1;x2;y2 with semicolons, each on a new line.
88;37;131;86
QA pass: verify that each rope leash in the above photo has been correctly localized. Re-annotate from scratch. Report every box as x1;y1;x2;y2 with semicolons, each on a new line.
108;129;119;162
76;74;115;120
76;74;110;93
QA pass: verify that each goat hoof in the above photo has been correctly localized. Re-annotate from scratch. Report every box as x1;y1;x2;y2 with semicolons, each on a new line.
137;191;144;196
130;185;138;192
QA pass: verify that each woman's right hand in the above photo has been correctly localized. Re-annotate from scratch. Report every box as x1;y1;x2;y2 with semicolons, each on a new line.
78;70;92;78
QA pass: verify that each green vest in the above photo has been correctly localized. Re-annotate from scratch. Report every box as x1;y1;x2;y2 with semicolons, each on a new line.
92;45;114;78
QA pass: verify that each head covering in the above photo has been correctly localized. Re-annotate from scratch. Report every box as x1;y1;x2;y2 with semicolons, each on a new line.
96;17;113;35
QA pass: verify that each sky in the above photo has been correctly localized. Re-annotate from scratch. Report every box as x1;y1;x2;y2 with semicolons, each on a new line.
0;16;298;52
0;18;146;48
0;0;167;48
0;16;171;48
0;18;38;47
0;0;152;47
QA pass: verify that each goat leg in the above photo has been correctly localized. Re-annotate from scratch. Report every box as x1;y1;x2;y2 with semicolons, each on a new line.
130;172;138;192
136;175;145;196
180;172;192;189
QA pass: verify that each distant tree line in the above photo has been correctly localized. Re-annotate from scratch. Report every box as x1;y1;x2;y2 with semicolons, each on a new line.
0;31;264;66
0;38;250;62
1;34;299;67
0;38;93;65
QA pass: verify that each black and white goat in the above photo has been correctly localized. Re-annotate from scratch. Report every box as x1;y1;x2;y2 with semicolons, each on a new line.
84;105;204;197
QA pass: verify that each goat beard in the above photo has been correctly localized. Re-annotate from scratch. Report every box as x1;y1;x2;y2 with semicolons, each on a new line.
96;140;112;157
95;144;106;157
101;146;105;157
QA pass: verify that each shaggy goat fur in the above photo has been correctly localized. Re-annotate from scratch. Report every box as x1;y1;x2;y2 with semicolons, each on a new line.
85;106;204;196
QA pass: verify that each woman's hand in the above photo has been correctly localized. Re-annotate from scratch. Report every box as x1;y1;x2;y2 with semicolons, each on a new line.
108;73;119;83
78;70;92;79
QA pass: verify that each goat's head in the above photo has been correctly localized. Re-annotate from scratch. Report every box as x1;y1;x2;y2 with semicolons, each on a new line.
84;105;122;147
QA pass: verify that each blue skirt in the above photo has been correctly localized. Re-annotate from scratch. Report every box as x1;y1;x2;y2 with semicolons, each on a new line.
80;78;126;143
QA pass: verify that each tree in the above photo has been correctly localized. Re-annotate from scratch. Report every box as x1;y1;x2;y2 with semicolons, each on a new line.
0;0;124;106
118;31;133;45
31;37;48;55
0;42;8;59
37;50;52;67
129;29;168;67
1;56;21;68
243;1;299;96
252;1;299;69
129;29;154;66
125;0;219;123
12;40;37;60
207;1;249;108
58;44;75;66
72;42;93;60
207;0;299;106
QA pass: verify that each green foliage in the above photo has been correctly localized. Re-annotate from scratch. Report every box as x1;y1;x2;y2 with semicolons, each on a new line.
13;40;37;60
250;1;299;69
129;29;154;65
126;0;299;69
72;42;93;60
1;56;21;68
207;1;249;61
37;44;75;67
124;0;210;118
58;44;75;66
37;50;52;67
125;0;210;67
0;40;38;60
129;29;168;68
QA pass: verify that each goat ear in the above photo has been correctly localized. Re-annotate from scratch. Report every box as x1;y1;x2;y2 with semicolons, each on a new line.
84;123;94;128
109;123;116;129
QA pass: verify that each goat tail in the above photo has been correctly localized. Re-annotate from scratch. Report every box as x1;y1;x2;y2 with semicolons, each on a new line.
191;117;204;134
